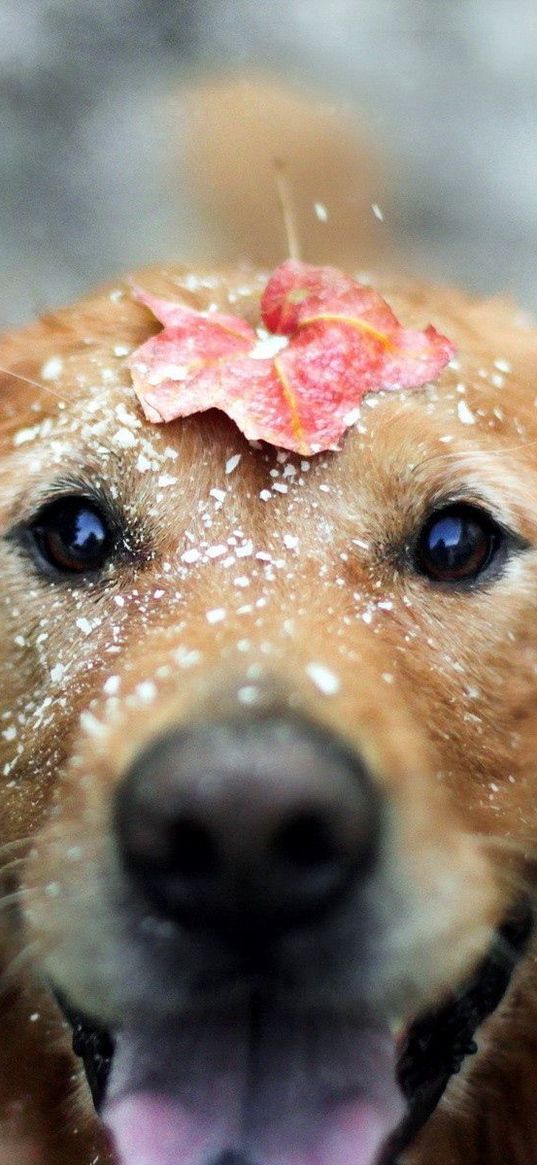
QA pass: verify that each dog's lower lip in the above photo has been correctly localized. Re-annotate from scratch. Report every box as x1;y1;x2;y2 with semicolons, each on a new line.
53;989;115;1112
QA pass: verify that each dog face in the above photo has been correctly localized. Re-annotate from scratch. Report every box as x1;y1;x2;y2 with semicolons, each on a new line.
1;267;537;1165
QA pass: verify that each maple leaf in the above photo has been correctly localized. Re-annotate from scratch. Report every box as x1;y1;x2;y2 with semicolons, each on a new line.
128;262;455;455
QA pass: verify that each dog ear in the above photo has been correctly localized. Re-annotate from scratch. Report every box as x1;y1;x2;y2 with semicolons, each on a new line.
0;319;58;440
170;71;395;270
0;286;151;449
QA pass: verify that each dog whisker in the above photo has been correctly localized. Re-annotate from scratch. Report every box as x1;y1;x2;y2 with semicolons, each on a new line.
416;440;537;471
0;364;134;429
0;940;43;995
473;833;537;877
0;888;35;911
0;859;29;883
0;365;70;405
0;837;33;858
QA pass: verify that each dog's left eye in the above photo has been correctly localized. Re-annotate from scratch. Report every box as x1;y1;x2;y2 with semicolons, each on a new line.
414;503;502;584
30;496;114;575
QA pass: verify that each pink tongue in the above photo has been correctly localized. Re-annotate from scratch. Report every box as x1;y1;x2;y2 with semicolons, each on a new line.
103;1013;404;1165
105;1093;233;1165
106;1090;399;1165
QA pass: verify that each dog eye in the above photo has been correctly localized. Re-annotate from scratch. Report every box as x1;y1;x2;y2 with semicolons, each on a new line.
414;504;501;583
30;497;114;575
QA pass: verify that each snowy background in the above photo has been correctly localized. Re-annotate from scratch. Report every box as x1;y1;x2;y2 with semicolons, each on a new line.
1;0;537;327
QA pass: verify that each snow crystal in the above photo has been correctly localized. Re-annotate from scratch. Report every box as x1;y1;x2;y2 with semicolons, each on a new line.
173;647;202;668
305;662;341;696
250;334;289;360
76;617;93;636
237;685;262;705
135;681;157;703
115;403;141;429
206;608;226;624
41;356;64;381
225;453;242;475
80;711;106;738
182;548;200;564
112;427;137;448
235;541;254;558
13;425;41;446
457;400;476;425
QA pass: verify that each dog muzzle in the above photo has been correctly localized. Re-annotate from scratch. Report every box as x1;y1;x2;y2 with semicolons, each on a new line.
57;899;532;1165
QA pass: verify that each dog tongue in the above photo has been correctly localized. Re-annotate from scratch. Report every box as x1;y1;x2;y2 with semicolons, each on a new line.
106;1090;393;1165
103;1010;404;1165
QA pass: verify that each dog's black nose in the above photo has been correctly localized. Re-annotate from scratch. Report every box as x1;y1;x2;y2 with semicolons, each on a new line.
115;713;381;938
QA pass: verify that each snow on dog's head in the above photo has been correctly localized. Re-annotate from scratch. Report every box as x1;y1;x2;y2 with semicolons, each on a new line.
2;263;535;1165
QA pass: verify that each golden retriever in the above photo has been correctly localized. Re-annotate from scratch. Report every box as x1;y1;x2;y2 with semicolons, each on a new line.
1;255;537;1165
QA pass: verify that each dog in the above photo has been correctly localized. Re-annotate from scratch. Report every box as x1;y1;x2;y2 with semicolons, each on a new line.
1;248;537;1165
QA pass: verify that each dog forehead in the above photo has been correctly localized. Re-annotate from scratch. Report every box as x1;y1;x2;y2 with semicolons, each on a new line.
2;363;535;564
3;264;537;516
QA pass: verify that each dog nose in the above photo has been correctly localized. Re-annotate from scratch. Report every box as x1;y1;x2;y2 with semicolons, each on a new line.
114;713;381;938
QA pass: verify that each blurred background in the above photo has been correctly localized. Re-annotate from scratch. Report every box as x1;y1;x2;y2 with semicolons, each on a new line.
1;0;537;328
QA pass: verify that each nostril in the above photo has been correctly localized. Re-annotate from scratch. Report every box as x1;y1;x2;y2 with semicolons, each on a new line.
271;811;338;869
165;819;219;878
125;813;220;879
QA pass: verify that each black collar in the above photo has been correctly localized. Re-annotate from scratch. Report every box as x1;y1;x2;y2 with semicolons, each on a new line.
380;899;533;1163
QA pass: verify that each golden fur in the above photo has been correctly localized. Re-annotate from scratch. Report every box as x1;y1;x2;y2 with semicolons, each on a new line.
0;263;537;1164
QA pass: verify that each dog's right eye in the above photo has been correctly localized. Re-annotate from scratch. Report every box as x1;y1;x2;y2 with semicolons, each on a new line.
413;503;502;584
29;497;114;575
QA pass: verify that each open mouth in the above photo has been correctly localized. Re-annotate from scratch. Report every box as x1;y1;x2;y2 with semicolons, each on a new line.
57;901;532;1165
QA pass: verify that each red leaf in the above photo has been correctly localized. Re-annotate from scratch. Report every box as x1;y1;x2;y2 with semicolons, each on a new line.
128;263;455;453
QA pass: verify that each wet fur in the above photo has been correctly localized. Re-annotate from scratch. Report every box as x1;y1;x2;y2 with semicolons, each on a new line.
1;268;537;1164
